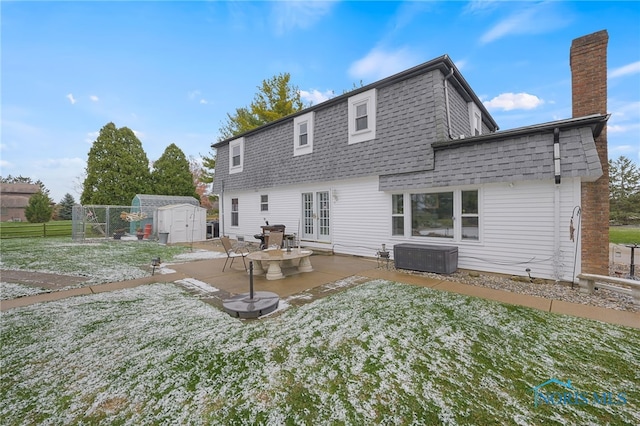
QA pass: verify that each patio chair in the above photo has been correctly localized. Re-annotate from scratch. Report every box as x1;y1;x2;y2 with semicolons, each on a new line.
266;231;283;249
220;236;248;272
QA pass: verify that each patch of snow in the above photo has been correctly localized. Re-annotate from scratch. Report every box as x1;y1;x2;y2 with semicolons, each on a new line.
1;282;50;300
175;278;220;293
172;250;227;261
320;275;364;292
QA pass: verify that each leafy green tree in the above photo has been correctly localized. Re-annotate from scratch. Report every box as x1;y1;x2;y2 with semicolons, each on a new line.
218;72;306;140
609;156;640;224
25;191;53;223
81;122;151;205
57;193;76;220
151;143;198;198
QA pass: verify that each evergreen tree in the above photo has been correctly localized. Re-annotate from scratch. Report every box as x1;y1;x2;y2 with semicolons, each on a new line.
57;193;76;220
199;150;216;185
25;191;53;223
151;143;198;198
218;72;306;140
609;156;640;224
81;122;151;205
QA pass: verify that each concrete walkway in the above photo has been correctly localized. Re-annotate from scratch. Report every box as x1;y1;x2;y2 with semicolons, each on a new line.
2;251;639;329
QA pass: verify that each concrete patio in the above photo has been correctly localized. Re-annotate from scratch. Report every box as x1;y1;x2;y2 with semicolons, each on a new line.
2;242;639;329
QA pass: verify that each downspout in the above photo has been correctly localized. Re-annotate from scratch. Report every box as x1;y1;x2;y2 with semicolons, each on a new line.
553;128;561;281
444;67;455;139
220;180;225;238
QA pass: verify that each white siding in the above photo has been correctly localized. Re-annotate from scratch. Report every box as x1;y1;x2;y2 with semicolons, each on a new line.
465;179;580;281
221;177;582;281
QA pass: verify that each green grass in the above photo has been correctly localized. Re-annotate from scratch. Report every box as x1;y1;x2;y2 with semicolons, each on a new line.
0;237;192;287
1;282;638;425
1;237;639;424
609;226;640;245
0;220;72;238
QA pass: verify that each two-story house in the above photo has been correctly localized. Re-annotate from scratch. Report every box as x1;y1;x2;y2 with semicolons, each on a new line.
212;31;610;283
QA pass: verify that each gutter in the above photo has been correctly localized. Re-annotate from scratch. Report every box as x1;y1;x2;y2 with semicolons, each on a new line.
432;114;609;151
444;67;455;139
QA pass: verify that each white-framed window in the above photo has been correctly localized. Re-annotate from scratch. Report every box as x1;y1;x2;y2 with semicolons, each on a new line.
293;112;314;156
348;88;377;144
229;138;244;174
260;195;268;212
392;189;481;241
231;198;239;226
392;194;404;236
461;190;479;241
468;103;482;136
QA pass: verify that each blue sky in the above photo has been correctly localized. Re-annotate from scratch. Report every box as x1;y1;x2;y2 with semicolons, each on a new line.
2;1;639;203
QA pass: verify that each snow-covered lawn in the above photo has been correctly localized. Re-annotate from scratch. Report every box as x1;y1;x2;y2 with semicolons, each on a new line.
0;237;225;299
1;237;638;424
1;280;639;425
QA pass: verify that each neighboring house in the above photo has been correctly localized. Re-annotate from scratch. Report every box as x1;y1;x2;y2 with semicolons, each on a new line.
0;183;41;222
212;31;610;282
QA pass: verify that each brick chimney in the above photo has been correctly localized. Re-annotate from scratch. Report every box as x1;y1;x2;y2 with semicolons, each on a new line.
570;30;609;276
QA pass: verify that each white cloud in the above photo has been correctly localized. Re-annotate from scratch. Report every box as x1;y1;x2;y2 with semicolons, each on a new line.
480;3;570;45
464;0;500;15
66;93;76;104
483;92;544;111
454;59;467;71
349;47;419;81
610;61;640;79
271;0;336;35
35;157;85;169
85;131;99;144
300;89;334;105
90;95;99;102
608;123;640;133
188;90;208;104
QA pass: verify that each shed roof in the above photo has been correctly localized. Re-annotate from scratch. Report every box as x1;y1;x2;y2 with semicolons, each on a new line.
132;194;199;207
157;203;206;211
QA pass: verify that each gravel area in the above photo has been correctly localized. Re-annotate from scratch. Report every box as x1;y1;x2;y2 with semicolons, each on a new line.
396;262;639;313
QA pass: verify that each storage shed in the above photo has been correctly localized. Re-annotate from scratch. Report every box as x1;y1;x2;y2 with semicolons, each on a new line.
155;204;207;244
130;194;200;235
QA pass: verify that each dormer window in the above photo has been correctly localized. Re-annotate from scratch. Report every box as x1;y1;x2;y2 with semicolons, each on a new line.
299;122;308;146
355;102;368;131
229;138;244;174
293;112;314;156
348;88;377;144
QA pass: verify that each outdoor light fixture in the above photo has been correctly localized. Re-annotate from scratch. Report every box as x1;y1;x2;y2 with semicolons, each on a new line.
151;257;161;275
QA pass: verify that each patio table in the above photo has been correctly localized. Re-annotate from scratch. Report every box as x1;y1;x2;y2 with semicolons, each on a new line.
247;248;313;280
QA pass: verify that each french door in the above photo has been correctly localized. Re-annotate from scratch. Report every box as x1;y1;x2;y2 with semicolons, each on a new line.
302;191;330;242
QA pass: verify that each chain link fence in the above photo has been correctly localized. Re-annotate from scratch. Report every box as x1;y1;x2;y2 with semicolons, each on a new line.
72;205;155;242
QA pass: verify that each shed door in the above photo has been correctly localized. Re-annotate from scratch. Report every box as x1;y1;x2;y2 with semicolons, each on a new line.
171;209;189;243
301;191;330;242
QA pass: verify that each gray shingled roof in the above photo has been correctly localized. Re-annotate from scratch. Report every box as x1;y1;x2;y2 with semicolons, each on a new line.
132;194;199;208
212;54;499;148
